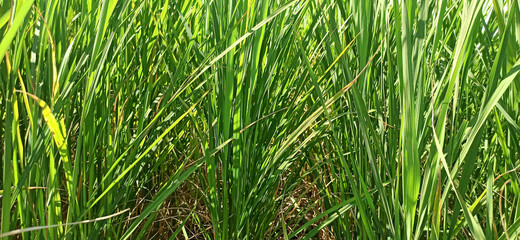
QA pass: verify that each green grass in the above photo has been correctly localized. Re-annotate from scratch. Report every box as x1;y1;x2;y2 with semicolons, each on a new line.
1;0;520;239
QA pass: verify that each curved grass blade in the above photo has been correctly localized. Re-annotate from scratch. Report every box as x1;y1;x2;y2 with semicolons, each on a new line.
0;0;34;64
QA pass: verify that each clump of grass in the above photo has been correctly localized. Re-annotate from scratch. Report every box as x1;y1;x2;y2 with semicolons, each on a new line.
1;0;520;239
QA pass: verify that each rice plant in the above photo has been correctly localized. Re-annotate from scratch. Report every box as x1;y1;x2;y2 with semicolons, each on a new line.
1;0;520;239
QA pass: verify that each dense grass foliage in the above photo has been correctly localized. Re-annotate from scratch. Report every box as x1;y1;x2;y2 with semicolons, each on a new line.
1;0;520;239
